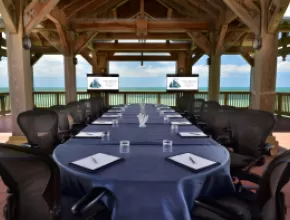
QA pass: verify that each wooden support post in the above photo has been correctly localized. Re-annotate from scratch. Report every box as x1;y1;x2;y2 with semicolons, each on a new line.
6;31;33;135
64;55;77;103
92;52;109;73
176;51;192;75
251;33;278;112
208;55;221;102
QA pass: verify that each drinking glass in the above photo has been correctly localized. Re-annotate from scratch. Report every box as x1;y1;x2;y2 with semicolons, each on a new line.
120;140;130;153
113;119;119;127
164;116;169;123
171;124;178;133
160;111;164;116
118;113;123;119
104;130;110;141
162;140;173;153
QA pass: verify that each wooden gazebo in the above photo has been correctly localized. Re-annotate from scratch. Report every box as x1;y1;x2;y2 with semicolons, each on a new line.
0;0;290;141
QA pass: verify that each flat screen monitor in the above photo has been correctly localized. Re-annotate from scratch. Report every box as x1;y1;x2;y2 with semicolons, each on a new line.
87;74;119;91
166;74;199;91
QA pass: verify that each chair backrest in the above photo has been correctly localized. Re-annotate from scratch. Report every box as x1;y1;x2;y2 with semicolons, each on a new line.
191;98;205;115
17;109;59;153
230;109;276;157
66;101;86;124
79;99;93;121
200;101;220;124
0;144;60;220
50;105;70;132
256;150;290;220
210;105;237;139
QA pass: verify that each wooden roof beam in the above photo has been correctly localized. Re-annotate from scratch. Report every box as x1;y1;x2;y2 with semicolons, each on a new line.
75;32;98;54
63;0;106;18
72;19;209;33
268;0;290;33
80;49;93;65
187;32;211;54
192;49;203;65
240;51;254;66
223;0;260;34
24;0;59;34
188;0;218;19
109;55;176;61
38;30;63;53
0;0;17;32
215;24;228;55
94;43;191;51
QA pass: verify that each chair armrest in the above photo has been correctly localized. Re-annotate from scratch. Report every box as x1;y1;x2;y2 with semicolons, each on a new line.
194;200;245;220
232;170;261;186
216;136;233;147
71;188;108;217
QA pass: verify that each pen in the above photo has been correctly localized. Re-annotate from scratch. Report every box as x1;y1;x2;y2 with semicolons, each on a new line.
91;157;98;163
189;157;195;164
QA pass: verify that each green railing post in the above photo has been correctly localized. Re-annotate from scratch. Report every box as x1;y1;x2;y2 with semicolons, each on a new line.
0;96;5;116
277;93;283;117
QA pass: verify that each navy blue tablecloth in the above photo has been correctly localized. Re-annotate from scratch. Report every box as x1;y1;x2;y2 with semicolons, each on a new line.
54;144;234;220
68;124;217;145
54;104;234;220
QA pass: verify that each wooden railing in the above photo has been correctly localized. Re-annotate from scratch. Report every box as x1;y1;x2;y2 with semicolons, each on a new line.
0;91;289;117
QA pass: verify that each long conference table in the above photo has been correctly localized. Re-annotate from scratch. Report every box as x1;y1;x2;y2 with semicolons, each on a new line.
53;104;234;220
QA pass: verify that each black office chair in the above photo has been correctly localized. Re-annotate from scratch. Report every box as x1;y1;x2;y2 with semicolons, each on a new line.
191;150;290;220
17;108;59;154
0;143;111;220
67;101;87;132
196;101;220;133
50;105;73;142
229;109;276;173
187;98;205;124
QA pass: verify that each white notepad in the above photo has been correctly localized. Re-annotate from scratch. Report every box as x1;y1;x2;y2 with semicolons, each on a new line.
166;115;182;118
179;132;208;137
162;110;175;113
92;120;114;125
102;115;119;117
168;153;217;171
71;153;122;171
170;121;191;125
75;132;105;138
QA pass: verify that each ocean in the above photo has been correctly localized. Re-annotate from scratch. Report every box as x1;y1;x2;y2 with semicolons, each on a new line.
0;87;290;92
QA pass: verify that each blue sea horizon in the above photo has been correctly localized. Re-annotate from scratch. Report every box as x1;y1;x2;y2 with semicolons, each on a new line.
0;87;290;92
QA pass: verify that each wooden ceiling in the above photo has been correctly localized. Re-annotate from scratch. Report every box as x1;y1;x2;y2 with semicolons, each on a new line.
1;0;290;58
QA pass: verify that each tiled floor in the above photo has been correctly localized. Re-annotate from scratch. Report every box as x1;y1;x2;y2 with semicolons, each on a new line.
0;115;289;219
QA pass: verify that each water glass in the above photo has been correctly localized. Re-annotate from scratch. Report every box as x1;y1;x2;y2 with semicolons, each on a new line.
160;111;164;116
120;140;130;153
162;140;173;153
164;116;169;123
113;119;119;127
103;130;110;141
171;124;178;133
118;113;123;119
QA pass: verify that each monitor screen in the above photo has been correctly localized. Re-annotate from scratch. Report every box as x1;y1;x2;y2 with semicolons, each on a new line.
166;75;199;91
87;74;119;91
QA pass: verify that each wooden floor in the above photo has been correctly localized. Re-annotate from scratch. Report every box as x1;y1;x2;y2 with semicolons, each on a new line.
0;114;290;219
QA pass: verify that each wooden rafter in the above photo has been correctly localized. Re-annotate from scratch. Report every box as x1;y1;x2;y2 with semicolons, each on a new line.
188;0;218;19
75;32;98;54
31;53;43;66
78;0;128;17
63;0;104;18
167;8;173;18
0;0;17;32
240;51;254;66
215;24;228;55
94;42;191;51
223;0;260;34
39;30;63;53
80;49;93;65
24;0;59;34
192;48;203;65
73;19;209;32
187;32;211;54
223;31;246;51
268;0;290;33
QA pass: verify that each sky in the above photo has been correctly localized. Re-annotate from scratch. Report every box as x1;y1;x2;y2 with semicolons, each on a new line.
0;54;290;90
1;8;290;91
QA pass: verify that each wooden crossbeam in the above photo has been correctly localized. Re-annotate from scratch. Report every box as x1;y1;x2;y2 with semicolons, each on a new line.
80;49;93;65
24;0;59;34
72;19;209;33
109;55;176;61
192;50;203;65
240;51;254;66
188;0;218;18
94;43;191;51
268;0;290;33
39;30;63;53
215;24;228;55
63;0;106;18
224;31;246;50
31;53;43;66
187;32;211;54
0;0;16;32
223;0;260;34
75;32;98;54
